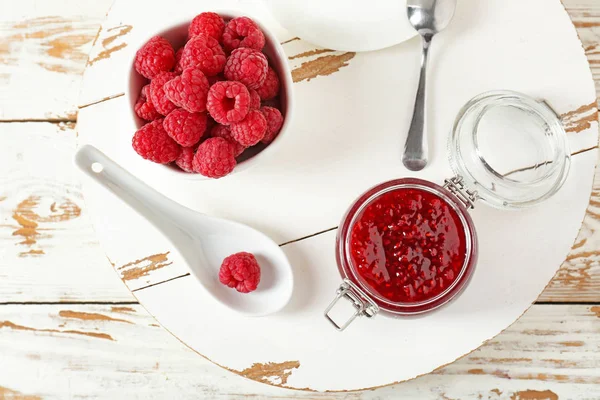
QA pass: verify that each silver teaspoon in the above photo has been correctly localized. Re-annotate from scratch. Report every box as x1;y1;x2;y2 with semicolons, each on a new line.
403;0;456;171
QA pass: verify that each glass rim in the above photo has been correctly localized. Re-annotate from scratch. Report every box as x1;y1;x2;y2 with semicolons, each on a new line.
449;90;571;209
335;178;479;315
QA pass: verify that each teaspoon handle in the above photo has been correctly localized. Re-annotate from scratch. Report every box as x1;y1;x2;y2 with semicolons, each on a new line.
74;145;189;238
403;35;431;171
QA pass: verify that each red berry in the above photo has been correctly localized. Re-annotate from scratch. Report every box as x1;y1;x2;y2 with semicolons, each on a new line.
164;67;210;113
174;48;184;74
175;146;196;173
222;17;265;52
134;36;175;79
193;137;237;178
230;109;267;146
256;67;280;100
132;119;181;164
206;81;250;125
189;12;225;41
206;115;217;132
260;106;283;144
224;48;268;90
180;35;226;76
248;89;261;110
163;109;207;147
211;124;245;156
261;97;281;109
207;73;226;86
219;252;261;293
134;85;160;121
149;71;178;116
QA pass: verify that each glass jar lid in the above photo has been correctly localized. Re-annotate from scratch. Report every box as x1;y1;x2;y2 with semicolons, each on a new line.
448;91;571;209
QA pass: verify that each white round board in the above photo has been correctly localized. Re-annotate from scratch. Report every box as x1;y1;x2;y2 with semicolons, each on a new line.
77;0;599;391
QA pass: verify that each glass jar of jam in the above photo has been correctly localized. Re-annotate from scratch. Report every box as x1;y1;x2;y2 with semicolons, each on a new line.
325;91;571;331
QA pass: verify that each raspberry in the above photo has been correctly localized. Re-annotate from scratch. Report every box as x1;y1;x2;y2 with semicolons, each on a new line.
174;48;184;74
230;110;267;146
134;36;175;79
132;119;181;164
193;137;237;178
224;48;268;90
164;67;210;113
149;71;178;116
260;106;284;144
206;115;217;132
261;97;280;109
134;85;160;121
219;252;261;293
222;17;265;52
256;67;280;100
180;35;226;76
175;146;196;172
207;73;225;86
249;89;261;110
189;12;225;41
206;81;250;125
211;124;245;156
163;109;207;147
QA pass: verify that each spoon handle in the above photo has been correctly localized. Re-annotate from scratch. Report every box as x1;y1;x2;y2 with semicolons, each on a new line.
403;35;431;171
74;145;190;240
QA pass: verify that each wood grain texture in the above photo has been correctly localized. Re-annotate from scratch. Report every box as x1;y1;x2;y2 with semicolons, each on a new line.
564;0;600;97
0;0;113;121
0;122;133;302
0;304;598;399
538;159;600;302
87;24;132;67
538;0;600;303
0;0;599;397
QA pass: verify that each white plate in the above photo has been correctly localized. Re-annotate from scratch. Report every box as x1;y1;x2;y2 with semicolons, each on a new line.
77;0;599;391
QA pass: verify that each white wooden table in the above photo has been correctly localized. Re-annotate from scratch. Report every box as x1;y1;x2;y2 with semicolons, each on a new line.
0;1;599;398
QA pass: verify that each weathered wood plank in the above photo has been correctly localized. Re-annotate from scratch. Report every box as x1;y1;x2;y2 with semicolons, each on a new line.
0;0;112;120
563;0;600;97
0;304;597;398
540;0;600;304
0;121;133;302
539;158;600;302
0;0;597;398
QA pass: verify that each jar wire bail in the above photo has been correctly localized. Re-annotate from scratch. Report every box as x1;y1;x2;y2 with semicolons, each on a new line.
444;176;479;209
324;279;380;331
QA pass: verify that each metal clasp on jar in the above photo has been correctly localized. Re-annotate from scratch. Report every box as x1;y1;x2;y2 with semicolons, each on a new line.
324;279;380;331
444;176;479;210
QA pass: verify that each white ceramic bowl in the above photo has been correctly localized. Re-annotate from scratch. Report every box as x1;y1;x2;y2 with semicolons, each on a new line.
127;11;294;179
262;0;417;52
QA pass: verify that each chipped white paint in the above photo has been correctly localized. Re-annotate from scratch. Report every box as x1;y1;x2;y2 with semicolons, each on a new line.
0;304;599;399
0;0;113;120
0;0;599;397
0;122;133;302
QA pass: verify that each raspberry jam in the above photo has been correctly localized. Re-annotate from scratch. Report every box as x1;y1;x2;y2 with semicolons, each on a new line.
335;178;477;315
349;187;467;303
326;92;570;330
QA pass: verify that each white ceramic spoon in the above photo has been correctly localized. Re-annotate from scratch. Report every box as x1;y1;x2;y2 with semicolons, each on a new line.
75;145;294;316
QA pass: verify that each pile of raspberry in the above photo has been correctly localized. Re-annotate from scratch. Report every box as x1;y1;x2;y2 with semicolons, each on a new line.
132;13;284;179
